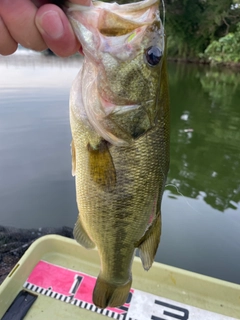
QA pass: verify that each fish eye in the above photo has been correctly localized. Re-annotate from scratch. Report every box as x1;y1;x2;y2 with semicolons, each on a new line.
145;46;162;67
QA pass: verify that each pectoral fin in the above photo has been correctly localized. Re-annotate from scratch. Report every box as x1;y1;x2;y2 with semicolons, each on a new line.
73;216;96;249
135;213;161;271
71;140;76;177
88;140;116;192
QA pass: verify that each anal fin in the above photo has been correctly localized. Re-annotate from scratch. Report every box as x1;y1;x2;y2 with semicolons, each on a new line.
136;213;161;271
73;216;95;249
88;140;116;192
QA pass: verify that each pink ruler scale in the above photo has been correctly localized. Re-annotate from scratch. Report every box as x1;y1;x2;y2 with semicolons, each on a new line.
23;260;134;320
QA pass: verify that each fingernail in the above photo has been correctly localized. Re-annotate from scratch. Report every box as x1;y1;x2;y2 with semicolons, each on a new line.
37;11;64;40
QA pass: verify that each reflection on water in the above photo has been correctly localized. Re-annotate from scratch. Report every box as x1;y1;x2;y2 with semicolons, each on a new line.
0;53;81;229
167;63;240;212
0;53;239;284
157;63;240;284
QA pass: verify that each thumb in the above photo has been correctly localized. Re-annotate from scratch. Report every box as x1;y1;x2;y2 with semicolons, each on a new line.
35;4;80;57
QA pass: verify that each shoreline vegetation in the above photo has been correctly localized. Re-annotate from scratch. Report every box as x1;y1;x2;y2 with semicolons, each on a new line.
165;0;240;68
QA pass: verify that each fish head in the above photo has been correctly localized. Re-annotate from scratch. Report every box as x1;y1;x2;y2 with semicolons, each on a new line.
68;0;165;145
98;21;165;108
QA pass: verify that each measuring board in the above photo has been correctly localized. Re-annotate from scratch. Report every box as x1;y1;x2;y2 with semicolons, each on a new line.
23;260;237;320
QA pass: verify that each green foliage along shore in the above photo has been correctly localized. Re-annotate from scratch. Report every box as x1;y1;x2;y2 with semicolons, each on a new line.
165;0;240;64
203;23;240;64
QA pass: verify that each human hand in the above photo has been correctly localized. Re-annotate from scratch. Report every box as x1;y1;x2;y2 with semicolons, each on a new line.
0;0;91;57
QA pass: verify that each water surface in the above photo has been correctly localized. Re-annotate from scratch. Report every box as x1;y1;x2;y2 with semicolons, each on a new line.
0;52;239;284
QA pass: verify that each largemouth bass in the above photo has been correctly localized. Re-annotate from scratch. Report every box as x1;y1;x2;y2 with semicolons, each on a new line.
67;0;170;308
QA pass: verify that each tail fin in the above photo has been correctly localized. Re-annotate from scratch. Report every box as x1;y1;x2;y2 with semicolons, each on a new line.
93;275;132;308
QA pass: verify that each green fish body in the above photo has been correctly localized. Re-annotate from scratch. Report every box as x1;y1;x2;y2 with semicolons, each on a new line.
67;0;170;308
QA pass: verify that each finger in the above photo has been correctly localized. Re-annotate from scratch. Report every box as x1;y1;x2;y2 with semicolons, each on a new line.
0;0;47;52
0;16;18;55
36;4;80;57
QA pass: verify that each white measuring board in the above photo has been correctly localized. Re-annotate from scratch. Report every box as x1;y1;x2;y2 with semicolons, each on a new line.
23;260;237;320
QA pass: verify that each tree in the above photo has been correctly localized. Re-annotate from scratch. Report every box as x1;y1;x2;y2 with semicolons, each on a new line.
204;22;240;63
165;0;240;58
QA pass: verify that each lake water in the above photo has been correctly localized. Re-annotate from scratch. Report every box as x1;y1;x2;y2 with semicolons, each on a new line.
0;51;239;285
